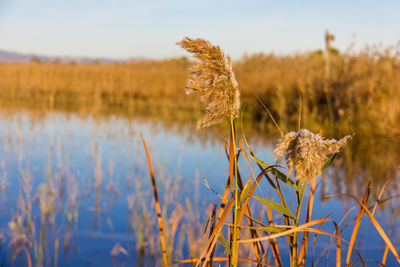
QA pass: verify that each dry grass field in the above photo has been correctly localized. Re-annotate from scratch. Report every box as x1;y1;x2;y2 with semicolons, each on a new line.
0;45;399;184
1;40;400;266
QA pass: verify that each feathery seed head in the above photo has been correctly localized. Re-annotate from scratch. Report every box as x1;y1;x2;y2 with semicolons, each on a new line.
177;37;240;129
273;129;353;184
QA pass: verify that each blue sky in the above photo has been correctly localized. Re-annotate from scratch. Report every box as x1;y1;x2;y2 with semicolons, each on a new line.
0;0;399;59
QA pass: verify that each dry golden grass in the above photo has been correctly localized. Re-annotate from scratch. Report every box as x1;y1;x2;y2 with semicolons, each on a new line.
177;37;240;129
2;39;400;265
163;38;400;267
0;44;399;187
0;46;399;138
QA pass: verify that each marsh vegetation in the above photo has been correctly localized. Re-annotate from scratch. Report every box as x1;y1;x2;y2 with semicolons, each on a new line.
0;39;399;266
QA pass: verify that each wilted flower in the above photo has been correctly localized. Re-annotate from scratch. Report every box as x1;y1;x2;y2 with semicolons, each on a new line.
273;129;353;184
177;37;240;129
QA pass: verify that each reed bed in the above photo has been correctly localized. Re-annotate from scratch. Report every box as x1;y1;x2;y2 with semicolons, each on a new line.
0;102;398;266
0;44;399;139
0;111;228;266
0;38;400;266
136;37;400;267
1;43;399;186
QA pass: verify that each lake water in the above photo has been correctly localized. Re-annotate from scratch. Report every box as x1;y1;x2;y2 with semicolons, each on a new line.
0;110;398;266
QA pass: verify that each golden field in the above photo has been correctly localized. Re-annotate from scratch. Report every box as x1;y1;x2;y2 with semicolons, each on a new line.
1;40;400;266
0;46;399;185
0;47;399;134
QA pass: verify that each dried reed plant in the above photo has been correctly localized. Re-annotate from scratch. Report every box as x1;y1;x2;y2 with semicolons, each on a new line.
274;129;353;184
178;37;244;266
177;37;240;128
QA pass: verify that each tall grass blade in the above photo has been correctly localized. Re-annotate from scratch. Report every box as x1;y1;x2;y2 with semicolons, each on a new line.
239;218;343;267
173;257;258;264
140;133;168;267
195;198;234;267
382;245;389;265
218;234;232;256
267;207;283;267
237;168;269;265
371;179;390;216
298;176;318;266
345;182;371;266
253;196;295;219
321;153;338;172
311;221;325;267
248;153;298;191
327;193;400;264
239;178;252;205
207;205;217;267
255;95;284;136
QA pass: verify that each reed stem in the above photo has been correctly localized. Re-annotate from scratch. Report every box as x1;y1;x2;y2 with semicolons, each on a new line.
230;115;239;267
140;133;168;267
292;182;305;267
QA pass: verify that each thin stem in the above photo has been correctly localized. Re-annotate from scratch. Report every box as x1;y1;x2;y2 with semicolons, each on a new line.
230;115;239;267
140;133;168;267
298;176;317;266
292;182;306;267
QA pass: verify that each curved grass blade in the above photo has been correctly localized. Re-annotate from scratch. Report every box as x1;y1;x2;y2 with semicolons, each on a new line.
238;218;343;267
233;167;272;266
248;154;299;191
298;177;318;266
327;193;400;264
218;234;231;256
172;257;259;265
321;152;339;172
346;182;370;265
194;198;234;267
239;178;252;205
267;207;283;267
253;196;295;219
140;133;168;267
224;223;286;233
382;245;389;265
240;167;275;266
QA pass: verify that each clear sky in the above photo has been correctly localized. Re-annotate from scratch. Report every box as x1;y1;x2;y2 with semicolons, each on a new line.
0;0;399;60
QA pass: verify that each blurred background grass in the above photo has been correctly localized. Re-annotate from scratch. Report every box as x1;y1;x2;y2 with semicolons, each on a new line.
0;45;399;189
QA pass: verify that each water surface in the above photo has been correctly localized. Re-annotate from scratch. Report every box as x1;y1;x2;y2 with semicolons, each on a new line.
0;110;398;266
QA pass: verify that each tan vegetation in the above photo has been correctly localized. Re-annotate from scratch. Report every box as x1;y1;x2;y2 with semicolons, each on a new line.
140;38;399;267
0;44;398;138
1;38;400;266
0;44;399;185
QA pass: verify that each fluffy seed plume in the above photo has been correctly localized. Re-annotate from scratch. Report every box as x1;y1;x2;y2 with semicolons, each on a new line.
177;37;240;129
273;129;353;184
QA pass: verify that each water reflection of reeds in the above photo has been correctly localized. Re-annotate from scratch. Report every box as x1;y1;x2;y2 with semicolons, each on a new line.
0;55;399;263
1;46;399;191
0;111;226;265
0;110;397;265
2;107;398;192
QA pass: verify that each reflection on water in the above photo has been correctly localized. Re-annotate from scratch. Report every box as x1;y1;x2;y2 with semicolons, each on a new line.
0;110;398;266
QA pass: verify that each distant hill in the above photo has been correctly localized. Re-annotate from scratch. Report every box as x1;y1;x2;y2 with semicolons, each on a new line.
0;50;137;63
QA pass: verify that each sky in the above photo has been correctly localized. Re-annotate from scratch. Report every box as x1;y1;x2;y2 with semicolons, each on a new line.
0;0;400;60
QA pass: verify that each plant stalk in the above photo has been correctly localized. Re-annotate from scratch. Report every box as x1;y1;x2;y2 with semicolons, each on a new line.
230;115;239;267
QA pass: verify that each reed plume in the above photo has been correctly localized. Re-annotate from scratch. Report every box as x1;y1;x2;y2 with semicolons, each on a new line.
177;37;240;129
274;129;353;184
